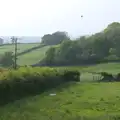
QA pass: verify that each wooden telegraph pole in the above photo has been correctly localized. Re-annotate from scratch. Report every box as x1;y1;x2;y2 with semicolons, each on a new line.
11;36;18;70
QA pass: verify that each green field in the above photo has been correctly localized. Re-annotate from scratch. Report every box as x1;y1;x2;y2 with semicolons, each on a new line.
0;43;51;65
0;43;40;54
17;46;50;65
0;63;120;120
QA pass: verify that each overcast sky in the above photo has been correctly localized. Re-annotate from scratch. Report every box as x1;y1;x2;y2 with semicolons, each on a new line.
0;0;120;38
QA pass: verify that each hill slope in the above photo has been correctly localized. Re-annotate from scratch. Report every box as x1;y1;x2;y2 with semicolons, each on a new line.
0;43;40;54
0;63;120;120
0;43;51;65
17;46;51;65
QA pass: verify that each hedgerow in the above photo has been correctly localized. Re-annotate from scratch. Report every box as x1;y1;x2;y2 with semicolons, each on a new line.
0;67;80;105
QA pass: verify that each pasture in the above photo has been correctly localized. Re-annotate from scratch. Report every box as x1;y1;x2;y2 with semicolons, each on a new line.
0;43;40;54
0;43;51;65
0;63;120;120
17;46;50;65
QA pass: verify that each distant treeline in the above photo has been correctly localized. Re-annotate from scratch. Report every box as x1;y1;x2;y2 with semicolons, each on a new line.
37;22;120;66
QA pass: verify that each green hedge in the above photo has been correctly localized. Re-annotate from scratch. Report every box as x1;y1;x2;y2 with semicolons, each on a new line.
0;67;80;105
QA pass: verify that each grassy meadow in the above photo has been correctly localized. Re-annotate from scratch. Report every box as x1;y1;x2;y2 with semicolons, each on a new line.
17;46;50;65
0;43;51;66
0;63;120;120
0;43;40;54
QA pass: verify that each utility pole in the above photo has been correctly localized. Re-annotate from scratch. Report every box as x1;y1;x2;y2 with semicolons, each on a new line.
11;36;18;70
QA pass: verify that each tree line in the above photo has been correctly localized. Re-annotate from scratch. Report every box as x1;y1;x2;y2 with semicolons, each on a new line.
1;22;120;67
0;31;70;67
41;22;120;66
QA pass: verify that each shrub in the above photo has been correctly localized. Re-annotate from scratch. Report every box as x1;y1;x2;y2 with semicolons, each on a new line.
115;73;120;81
0;67;80;105
99;72;114;82
62;69;80;82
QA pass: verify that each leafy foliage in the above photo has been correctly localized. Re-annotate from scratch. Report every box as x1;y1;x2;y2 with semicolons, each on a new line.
0;52;14;67
0;38;4;45
43;22;120;66
0;67;80;105
1;63;120;120
41;31;70;45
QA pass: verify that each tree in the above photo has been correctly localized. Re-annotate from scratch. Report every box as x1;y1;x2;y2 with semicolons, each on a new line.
41;34;53;45
0;38;4;45
41;31;70;45
103;22;120;57
45;47;55;64
11;38;15;44
92;37;110;58
42;22;120;66
0;52;14;67
109;48;117;55
44;40;83;65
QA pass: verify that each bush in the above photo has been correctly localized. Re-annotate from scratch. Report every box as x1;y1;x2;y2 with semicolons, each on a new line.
99;72;114;82
0;67;80;105
115;73;120;81
63;69;80;82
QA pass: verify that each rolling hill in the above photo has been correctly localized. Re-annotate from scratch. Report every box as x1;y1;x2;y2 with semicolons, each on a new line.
0;43;51;66
17;45;51;65
0;43;40;54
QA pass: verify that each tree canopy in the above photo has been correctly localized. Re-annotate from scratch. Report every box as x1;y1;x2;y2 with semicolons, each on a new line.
0;52;14;67
42;22;120;66
41;31;70;45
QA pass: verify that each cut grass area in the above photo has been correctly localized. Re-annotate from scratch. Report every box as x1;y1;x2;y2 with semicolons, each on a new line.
0;82;120;120
17;46;51;65
59;63;120;74
0;63;120;119
81;63;120;74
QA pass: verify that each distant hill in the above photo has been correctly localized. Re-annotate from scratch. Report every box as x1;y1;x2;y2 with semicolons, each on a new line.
0;36;41;43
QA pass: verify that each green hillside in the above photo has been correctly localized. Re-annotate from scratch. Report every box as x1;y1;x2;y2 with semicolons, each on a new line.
17;46;51;65
0;43;40;54
0;63;120;120
0;43;51;65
